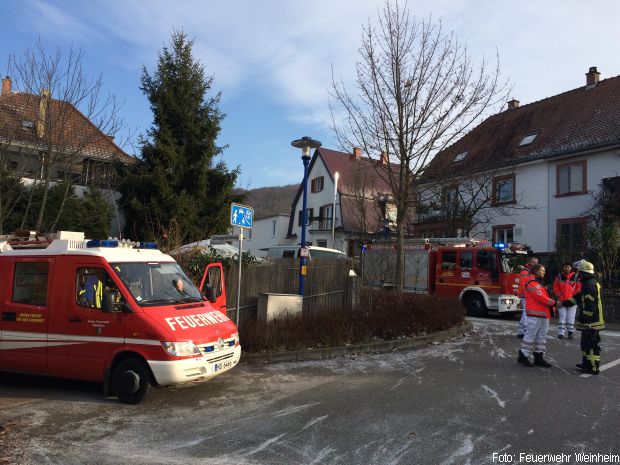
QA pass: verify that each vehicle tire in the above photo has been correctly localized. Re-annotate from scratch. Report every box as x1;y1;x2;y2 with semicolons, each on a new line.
465;293;488;317
112;358;153;404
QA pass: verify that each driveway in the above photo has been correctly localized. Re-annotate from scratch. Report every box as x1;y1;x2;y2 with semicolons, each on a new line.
1;318;619;465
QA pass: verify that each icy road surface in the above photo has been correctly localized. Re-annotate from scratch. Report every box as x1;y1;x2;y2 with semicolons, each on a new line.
1;318;619;465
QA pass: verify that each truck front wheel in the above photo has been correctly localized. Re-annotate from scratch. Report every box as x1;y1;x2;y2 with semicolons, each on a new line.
112;358;153;404
465;294;488;317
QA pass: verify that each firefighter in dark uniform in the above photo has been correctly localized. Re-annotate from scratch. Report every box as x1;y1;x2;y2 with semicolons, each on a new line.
562;260;605;375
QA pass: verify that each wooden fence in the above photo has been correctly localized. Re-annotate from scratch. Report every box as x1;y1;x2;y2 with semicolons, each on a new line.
223;258;352;321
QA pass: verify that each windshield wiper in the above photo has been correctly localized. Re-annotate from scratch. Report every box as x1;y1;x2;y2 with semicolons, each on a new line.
139;298;177;306
177;297;204;304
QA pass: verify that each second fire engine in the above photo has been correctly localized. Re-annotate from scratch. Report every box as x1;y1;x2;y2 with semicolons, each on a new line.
362;238;529;316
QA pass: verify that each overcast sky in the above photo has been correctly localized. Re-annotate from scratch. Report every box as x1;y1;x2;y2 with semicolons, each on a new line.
2;0;620;188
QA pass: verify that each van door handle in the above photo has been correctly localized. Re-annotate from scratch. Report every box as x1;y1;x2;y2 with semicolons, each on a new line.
68;316;82;323
2;312;16;321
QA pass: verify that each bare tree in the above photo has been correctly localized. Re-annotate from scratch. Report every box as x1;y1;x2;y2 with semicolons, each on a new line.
416;166;534;238
5;39;124;232
339;159;389;243
330;3;509;290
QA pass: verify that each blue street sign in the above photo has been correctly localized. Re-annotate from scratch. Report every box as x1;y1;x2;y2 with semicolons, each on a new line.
230;203;254;229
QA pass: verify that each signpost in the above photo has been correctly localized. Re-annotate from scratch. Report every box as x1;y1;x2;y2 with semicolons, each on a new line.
230;203;253;325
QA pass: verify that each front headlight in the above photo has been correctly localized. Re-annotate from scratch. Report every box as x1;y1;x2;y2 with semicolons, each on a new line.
161;341;201;357
231;332;239;346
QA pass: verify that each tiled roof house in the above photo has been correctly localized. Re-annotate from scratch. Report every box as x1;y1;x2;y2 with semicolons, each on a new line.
0;76;133;187
414;66;620;255
287;147;402;256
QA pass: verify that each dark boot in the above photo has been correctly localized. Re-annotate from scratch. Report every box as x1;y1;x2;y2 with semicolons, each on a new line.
568;331;574;340
533;352;552;368
517;350;533;367
576;356;587;369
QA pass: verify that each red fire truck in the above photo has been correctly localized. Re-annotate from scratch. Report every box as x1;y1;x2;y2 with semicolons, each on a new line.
361;238;528;316
0;231;240;404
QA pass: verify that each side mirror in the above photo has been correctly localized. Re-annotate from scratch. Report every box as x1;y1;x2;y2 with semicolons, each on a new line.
102;291;116;313
204;285;217;303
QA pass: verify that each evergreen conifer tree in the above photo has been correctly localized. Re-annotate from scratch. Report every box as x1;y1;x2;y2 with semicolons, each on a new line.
120;31;238;248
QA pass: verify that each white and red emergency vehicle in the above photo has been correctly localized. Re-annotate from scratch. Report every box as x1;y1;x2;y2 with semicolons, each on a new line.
0;231;241;404
362;238;528;316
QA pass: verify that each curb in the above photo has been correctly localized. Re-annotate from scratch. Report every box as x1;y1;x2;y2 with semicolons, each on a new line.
240;321;473;364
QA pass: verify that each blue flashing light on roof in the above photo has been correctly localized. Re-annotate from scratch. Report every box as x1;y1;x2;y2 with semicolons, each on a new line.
493;242;506;249
86;239;119;248
137;242;158;250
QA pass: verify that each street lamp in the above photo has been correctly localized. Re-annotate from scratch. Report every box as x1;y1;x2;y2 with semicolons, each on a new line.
291;136;322;296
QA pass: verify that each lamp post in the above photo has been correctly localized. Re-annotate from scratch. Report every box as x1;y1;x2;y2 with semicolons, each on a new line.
291;136;322;296
331;171;339;249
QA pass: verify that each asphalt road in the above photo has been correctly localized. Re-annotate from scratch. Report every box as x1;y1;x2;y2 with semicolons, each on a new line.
1;318;619;465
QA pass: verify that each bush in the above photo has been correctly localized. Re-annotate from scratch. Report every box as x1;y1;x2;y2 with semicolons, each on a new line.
240;289;464;353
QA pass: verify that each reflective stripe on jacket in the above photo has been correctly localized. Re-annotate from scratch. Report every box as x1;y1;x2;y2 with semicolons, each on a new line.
525;278;555;318
553;272;581;301
567;276;605;330
517;268;532;298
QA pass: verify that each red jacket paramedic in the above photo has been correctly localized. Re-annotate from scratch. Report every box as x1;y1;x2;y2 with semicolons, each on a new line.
525;276;556;318
553;270;581;301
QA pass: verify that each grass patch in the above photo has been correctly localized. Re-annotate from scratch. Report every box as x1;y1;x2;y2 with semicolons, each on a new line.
240;289;464;353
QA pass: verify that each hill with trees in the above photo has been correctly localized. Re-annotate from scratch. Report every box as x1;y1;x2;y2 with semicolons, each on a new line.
235;184;297;219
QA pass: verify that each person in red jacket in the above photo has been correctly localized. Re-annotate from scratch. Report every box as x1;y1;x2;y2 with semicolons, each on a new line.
516;257;539;338
517;264;557;367
553;262;581;340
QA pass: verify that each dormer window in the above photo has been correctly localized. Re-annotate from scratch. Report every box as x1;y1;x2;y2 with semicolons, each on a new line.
519;133;538;146
21;119;34;129
453;151;468;162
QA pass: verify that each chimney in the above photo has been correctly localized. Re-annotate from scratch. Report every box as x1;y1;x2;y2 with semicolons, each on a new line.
1;76;11;96
353;146;362;159
380;152;389;164
506;99;520;110
586;66;600;88
37;89;51;138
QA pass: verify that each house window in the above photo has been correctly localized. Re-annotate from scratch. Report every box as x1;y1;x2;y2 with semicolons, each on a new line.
519;133;538;146
453;151;468;162
311;176;324;193
272;220;277;237
557;160;586;196
317;239;327;248
493;225;514;244
493;175;515;205
298;208;314;226
21;119;34;129
319;205;333;230
443;186;458;207
556;218;587;252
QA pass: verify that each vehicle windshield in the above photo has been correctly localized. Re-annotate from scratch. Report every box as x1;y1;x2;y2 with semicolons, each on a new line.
110;262;204;306
501;253;529;273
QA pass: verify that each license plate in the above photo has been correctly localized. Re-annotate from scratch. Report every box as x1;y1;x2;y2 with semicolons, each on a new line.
212;360;234;372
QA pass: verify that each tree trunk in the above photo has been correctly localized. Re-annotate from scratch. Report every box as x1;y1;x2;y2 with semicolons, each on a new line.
35;165;52;232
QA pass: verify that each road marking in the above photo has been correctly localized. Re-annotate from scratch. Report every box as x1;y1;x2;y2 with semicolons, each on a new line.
580;357;620;378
